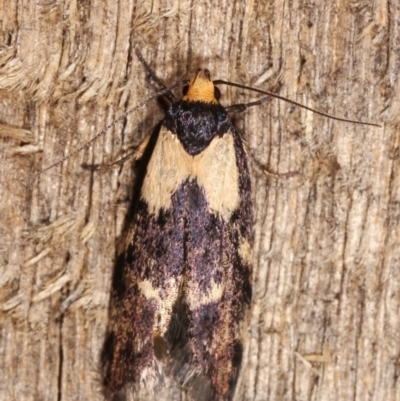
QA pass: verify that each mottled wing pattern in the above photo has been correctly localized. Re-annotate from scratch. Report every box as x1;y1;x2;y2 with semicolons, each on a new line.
103;75;253;401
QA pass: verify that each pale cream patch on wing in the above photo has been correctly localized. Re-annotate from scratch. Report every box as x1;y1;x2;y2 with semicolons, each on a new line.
194;133;240;221
186;279;225;308
238;235;253;266
141;126;240;220
138;276;181;336
138;279;162;302
141;127;192;214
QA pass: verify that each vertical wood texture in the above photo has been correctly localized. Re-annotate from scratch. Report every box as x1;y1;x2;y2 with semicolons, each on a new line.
0;1;399;400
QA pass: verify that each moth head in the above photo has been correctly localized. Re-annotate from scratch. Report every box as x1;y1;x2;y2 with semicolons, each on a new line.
183;68;221;104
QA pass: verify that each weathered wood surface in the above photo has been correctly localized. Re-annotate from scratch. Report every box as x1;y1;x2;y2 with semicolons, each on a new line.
0;1;398;400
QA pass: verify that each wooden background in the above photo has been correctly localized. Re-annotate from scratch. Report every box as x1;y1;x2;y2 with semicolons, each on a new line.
1;0;399;400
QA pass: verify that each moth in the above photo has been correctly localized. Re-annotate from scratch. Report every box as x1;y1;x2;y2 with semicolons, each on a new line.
34;50;380;401
101;66;253;401
97;52;380;400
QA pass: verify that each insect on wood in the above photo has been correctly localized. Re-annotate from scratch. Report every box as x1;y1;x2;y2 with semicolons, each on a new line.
33;50;380;401
99;54;379;400
102;62;254;401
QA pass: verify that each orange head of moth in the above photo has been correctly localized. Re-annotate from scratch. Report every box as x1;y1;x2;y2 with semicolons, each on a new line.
183;69;220;104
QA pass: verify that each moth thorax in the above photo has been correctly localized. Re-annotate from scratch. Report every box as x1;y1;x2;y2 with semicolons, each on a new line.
184;69;218;104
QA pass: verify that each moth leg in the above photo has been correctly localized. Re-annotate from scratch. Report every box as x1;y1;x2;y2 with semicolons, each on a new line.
100;133;152;169
242;140;298;179
79;134;152;172
130;133;152;161
225;94;273;113
225;83;282;113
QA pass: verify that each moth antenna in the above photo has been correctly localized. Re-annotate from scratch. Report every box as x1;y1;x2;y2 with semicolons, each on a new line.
31;80;188;184
213;80;381;128
135;48;176;103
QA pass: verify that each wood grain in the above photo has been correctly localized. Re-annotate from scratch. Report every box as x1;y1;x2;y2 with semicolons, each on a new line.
0;1;398;400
